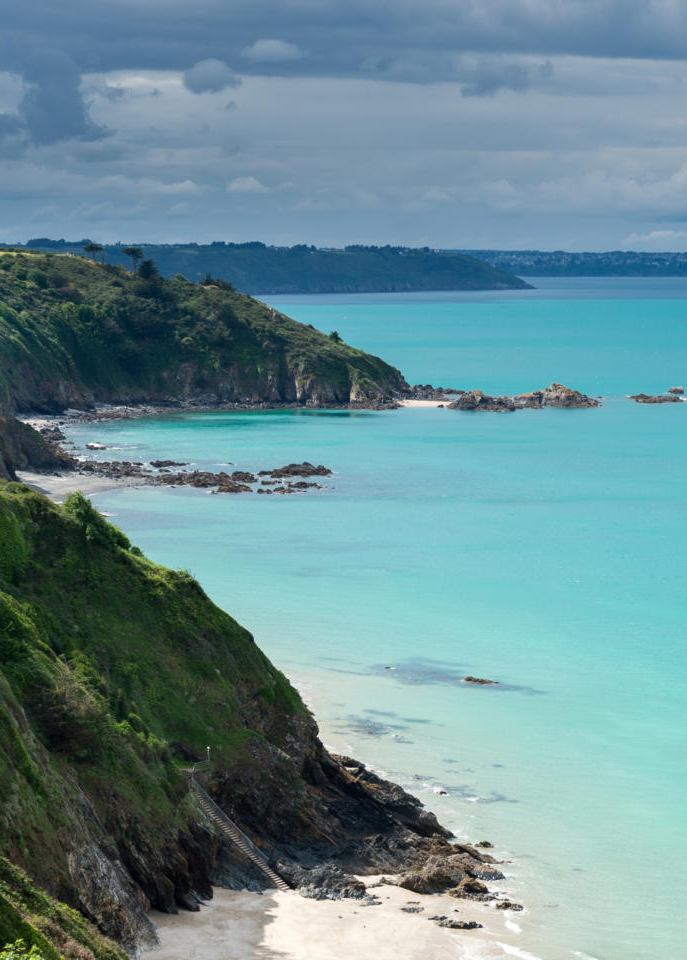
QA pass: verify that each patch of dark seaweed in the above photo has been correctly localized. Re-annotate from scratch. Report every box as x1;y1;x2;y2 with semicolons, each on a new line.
372;658;545;695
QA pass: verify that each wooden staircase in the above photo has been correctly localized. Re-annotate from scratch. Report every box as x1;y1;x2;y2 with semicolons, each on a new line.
190;777;291;892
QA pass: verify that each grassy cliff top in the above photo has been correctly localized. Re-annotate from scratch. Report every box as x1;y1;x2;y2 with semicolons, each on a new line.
0;250;406;412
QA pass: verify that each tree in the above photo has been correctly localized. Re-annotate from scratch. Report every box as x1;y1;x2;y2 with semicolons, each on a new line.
328;330;343;343
83;242;103;262
138;259;159;281
122;246;144;273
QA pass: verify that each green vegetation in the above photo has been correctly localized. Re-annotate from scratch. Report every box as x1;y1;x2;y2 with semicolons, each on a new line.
13;240;530;293
0;250;405;413
0;859;125;960
0;481;307;948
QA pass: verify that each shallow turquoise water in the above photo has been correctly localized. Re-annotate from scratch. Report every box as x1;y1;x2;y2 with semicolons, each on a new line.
76;279;687;960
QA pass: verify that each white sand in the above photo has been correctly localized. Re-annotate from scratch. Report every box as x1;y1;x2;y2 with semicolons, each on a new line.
149;882;518;960
398;399;449;408
15;470;143;503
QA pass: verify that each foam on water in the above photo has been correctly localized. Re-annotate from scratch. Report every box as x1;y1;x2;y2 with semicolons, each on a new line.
80;279;687;960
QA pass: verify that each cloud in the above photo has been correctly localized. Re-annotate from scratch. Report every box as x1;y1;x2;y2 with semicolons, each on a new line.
227;176;269;194
461;60;554;97
242;39;302;63
183;59;241;93
625;229;687;247
0;46;105;146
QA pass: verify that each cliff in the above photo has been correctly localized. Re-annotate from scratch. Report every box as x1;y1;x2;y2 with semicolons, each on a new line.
0;484;498;956
0;415;70;482
0;251;407;414
15;242;531;294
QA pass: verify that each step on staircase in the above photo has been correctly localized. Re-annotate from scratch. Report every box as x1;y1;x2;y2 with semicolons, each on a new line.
190;777;291;892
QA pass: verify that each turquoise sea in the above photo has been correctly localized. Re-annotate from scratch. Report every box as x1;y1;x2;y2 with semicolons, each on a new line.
70;278;687;960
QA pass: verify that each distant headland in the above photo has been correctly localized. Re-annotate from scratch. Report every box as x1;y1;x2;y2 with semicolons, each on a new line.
3;239;531;294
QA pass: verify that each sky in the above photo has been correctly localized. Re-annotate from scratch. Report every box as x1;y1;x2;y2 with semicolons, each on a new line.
4;1;687;250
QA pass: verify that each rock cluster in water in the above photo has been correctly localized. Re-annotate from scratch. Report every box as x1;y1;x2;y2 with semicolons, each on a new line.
629;392;684;404
448;383;600;411
76;459;333;496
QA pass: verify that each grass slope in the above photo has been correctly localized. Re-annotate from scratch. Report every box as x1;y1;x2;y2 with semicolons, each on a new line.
0;858;125;960
0;481;307;946
0;251;406;413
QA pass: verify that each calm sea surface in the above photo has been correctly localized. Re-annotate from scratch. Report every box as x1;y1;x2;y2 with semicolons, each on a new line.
73;278;687;960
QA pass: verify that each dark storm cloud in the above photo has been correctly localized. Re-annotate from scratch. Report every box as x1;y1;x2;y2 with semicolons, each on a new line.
5;1;687;86
0;42;105;146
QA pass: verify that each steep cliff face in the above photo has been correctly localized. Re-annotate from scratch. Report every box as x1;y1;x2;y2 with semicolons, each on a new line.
0;484;496;956
0;415;70;481
0;252;407;414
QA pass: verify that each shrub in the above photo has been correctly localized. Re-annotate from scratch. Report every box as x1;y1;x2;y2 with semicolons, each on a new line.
27;271;48;290
62;493;130;551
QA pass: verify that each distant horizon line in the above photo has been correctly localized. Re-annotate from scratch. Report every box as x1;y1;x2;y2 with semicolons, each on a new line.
4;239;687;257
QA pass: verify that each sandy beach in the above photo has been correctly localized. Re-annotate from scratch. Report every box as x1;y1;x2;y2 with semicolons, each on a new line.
15;469;142;502
398;399;449;408
150;881;519;960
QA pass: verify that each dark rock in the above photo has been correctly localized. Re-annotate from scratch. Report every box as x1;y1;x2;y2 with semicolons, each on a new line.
261;461;332;478
449;383;599;412
150;459;188;467
496;900;524;911
464;676;498;685
518;383;600;408
630;393;683;403
448;390;516;412
230;471;257;483
475;840;493;848
401;905;424;913
278;863;368;901
668;386;684;395
437;919;483;930
449;877;488;898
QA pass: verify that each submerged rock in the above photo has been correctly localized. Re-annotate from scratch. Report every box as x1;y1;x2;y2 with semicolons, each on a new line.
464;676;499;685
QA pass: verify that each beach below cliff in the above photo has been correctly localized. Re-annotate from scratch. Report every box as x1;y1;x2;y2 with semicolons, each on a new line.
151;881;514;960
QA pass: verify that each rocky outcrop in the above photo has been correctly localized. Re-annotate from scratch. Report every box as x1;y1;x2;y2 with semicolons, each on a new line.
630;393;683;404
0;414;73;480
448;390;516;411
668;386;684;394
449;383;600;411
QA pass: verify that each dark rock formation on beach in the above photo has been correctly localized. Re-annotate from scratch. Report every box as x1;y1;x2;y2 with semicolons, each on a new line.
448;383;600;411
0;413;72;481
